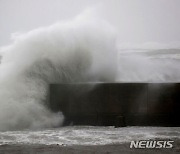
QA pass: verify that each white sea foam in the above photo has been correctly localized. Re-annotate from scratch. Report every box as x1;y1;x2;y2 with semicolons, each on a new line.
0;126;179;145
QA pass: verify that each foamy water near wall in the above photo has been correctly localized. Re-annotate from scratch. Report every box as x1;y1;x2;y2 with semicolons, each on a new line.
0;126;180;145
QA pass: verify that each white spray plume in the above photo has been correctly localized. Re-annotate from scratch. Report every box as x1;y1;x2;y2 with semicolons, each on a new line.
0;12;117;131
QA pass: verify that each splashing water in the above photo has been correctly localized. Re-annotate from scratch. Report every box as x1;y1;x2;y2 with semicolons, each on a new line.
0;13;117;131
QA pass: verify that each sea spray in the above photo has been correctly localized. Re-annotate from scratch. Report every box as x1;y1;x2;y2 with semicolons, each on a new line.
117;50;180;82
0;14;117;130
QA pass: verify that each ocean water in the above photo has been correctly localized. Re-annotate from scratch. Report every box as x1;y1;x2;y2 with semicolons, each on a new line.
0;126;179;146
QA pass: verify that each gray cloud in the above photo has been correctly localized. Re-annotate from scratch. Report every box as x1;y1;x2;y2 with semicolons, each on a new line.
1;0;180;46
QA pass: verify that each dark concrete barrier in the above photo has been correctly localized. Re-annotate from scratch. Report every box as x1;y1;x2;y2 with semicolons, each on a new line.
49;83;180;127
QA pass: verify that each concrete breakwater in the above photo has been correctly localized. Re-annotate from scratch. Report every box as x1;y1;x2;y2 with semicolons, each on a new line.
49;83;180;127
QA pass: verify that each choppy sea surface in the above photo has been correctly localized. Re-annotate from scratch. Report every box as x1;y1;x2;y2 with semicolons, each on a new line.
0;126;179;146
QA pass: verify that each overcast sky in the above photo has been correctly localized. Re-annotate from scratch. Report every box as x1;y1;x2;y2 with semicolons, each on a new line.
1;0;180;46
